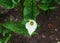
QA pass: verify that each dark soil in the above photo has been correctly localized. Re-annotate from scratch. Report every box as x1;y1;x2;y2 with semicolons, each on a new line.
0;2;60;43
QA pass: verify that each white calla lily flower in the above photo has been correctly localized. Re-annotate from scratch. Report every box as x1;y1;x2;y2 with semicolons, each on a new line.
25;20;37;35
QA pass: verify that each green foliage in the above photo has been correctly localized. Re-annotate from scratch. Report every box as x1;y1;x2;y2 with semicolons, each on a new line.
38;4;57;11
38;0;59;11
24;0;39;20
0;26;3;33
0;0;60;43
2;29;10;36
38;4;49;11
2;21;29;36
0;39;3;43
4;34;12;43
0;0;39;37
55;0;60;4
0;0;20;9
0;26;11;43
0;0;39;38
49;7;57;10
41;0;52;4
38;0;52;11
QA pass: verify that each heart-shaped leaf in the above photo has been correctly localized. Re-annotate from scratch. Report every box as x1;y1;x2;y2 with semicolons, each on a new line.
2;21;29;36
24;0;39;20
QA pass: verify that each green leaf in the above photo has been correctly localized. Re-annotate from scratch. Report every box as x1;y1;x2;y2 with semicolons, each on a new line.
55;0;60;4
2;29;10;36
2;21;29;36
0;39;3;43
0;0;20;9
33;7;39;20
41;0;52;4
49;7;57;10
38;4;49;11
0;26;3;33
24;0;39;20
4;34;12;43
24;0;32;6
39;0;52;11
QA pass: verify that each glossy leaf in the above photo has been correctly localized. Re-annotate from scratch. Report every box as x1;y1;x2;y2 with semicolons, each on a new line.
2;21;29;36
38;4;49;11
39;0;52;11
24;0;39;20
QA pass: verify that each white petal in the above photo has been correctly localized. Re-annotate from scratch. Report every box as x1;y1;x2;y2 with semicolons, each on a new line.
25;20;37;35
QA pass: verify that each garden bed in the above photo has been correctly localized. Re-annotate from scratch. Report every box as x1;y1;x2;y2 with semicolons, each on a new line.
0;0;60;43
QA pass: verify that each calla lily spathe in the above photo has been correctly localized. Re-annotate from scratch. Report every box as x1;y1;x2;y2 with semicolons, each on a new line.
25;20;37;35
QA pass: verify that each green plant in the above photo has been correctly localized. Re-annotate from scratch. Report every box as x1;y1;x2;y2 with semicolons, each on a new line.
0;0;39;43
0;0;20;9
38;0;60;11
0;26;11;43
0;0;60;43
37;0;60;15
